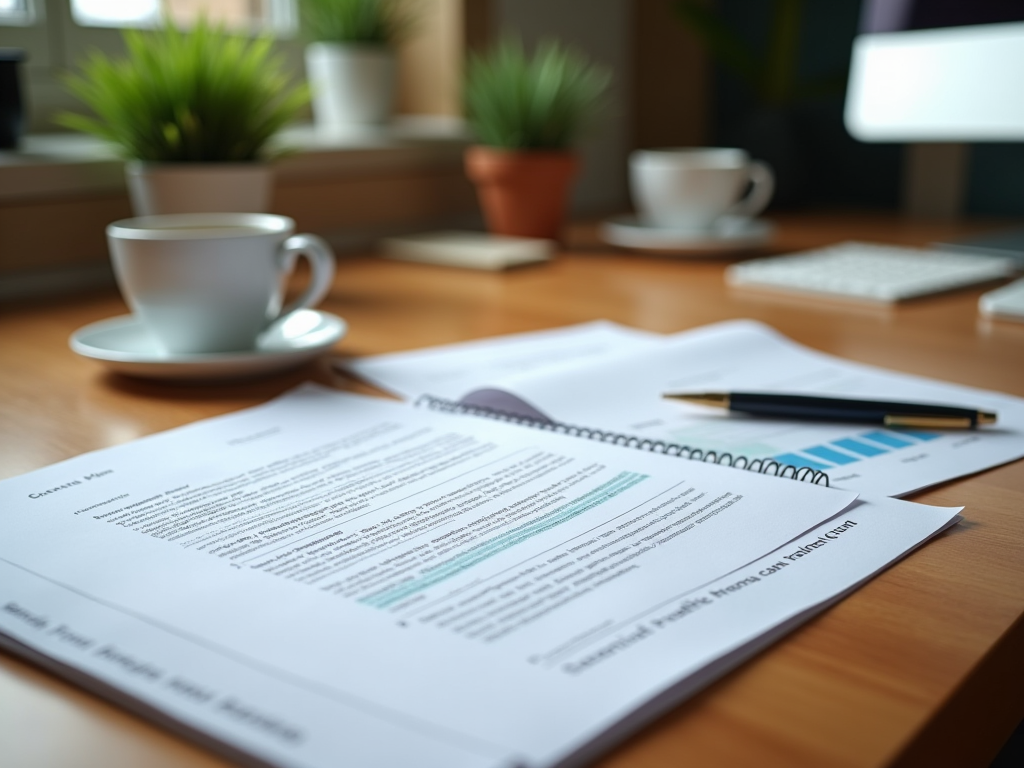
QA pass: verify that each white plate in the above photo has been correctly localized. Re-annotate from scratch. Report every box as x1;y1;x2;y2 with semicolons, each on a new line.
600;214;774;254
69;310;347;380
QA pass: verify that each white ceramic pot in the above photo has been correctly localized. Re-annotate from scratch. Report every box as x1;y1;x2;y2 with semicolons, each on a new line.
125;161;273;216
305;42;397;129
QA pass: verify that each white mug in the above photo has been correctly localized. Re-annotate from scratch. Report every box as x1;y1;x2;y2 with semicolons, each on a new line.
630;148;774;230
106;213;336;354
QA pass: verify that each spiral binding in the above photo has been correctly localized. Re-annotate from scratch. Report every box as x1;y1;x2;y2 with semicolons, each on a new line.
416;394;830;486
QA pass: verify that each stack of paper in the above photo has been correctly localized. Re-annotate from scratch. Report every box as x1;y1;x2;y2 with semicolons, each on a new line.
6;318;1020;768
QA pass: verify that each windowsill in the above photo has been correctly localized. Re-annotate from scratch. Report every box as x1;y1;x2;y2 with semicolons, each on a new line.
0;116;472;202
0;114;482;301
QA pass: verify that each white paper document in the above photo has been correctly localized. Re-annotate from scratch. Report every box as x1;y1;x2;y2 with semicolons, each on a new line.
483;320;1024;498
0;385;960;768
341;320;661;400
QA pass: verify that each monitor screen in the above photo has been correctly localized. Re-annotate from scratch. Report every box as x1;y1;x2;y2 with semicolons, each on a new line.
845;1;1024;141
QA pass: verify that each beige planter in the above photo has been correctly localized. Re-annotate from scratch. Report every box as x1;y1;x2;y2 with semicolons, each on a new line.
125;162;273;216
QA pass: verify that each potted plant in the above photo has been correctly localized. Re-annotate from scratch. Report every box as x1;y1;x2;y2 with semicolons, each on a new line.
464;37;610;241
60;20;308;215
301;0;407;129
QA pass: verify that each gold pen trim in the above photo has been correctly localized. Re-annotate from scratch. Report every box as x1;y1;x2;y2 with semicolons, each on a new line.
662;392;730;409
884;414;973;429
978;411;998;425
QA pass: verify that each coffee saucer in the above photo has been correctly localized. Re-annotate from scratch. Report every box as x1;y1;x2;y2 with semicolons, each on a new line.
69;310;347;380
600;214;773;254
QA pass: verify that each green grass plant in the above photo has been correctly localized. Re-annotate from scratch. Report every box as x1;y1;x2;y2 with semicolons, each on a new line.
300;0;407;45
465;37;610;151
60;20;308;163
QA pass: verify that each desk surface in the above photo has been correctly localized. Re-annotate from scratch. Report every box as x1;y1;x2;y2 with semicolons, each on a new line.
2;212;1023;768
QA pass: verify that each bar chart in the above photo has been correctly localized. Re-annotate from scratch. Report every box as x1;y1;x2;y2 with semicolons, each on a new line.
776;429;940;470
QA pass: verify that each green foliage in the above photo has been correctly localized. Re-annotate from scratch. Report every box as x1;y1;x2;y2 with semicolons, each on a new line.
464;37;610;150
59;20;309;163
300;0;408;45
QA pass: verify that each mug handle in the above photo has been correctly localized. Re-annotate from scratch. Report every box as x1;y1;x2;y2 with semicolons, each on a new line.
726;160;775;219
275;234;336;319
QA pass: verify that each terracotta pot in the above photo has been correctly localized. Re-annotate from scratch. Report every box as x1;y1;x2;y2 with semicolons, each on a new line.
465;146;579;240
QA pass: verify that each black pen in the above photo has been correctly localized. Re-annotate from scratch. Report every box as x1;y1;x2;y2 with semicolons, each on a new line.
663;392;997;429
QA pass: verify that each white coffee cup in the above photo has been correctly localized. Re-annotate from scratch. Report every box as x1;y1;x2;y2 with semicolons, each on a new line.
629;148;775;230
106;213;336;354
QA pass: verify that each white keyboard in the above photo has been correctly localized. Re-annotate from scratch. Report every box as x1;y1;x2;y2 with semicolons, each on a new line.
726;241;1018;303
979;278;1024;322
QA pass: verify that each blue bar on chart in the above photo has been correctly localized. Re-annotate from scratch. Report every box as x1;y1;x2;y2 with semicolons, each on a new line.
861;430;916;448
774;453;831;470
803;445;860;465
832;437;888;457
892;430;940;441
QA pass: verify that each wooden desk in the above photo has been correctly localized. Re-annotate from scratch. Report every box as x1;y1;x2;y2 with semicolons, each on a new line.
1;212;1023;768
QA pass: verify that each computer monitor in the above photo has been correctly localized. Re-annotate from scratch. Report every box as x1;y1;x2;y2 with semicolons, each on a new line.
844;1;1024;142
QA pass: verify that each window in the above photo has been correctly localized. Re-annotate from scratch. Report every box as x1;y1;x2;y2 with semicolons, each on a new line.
0;0;299;131
2;0;473;137
0;0;35;26
72;0;163;27
68;0;295;32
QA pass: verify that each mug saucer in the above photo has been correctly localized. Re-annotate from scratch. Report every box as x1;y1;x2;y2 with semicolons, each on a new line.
69;309;347;380
600;214;774;255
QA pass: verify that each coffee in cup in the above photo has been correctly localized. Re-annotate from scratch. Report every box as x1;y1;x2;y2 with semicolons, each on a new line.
106;213;336;354
629;148;774;230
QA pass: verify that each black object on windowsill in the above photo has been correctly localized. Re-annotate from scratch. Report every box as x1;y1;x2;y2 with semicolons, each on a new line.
0;48;26;150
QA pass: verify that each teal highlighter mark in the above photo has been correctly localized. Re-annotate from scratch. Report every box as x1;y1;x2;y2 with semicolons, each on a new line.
361;471;649;609
862;430;915;448
774;453;831;470
833;437;888;457
893;430;940;441
803;445;859;465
